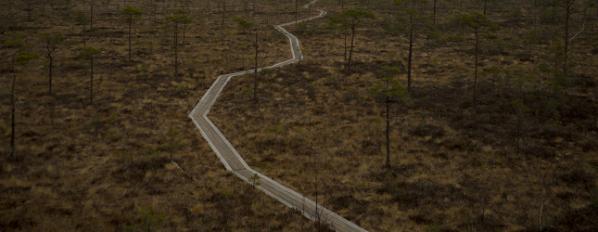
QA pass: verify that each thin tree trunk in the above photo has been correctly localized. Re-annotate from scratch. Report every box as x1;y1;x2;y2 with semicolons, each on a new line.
10;67;16;158
48;53;53;95
89;56;94;104
221;0;226;27
538;198;545;230
50;97;56;126
407;0;415;92
407;17;414;92
532;0;538;27
90;2;94;31
301;197;306;231
174;23;179;79
220;2;226;65
254;29;259;103
538;173;548;230
555;0;562;16
563;0;572;78
595;92;598;131
347;24;356;72
516;110;522;154
385;98;391;169
182;24;187;48
128;16;132;62
473;28;479;108
433;0;438;24
343;29;348;63
315;170;320;230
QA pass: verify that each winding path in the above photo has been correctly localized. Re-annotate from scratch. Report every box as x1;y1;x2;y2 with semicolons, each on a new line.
188;1;367;231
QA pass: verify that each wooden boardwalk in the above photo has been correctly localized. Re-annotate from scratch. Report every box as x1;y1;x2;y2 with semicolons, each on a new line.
188;1;367;231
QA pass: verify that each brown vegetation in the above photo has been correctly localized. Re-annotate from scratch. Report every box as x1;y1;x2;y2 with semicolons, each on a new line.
1;0;597;231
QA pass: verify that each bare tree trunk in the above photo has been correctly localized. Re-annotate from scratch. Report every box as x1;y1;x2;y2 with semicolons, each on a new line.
433;0;438;24
563;0;573;78
254;29;259;103
90;1;94;31
315;169;320;230
385;97;391;169
538;172;549;230
595;89;598;131
473;28;480;108
347;24;356;72
220;1;226;66
174;22;179;79
128;16;132;62
10;66;16;158
343;29;348;63
301;197;306;231
89;56;94;104
516;113;522;154
182;23;187;48
47;51;54;95
407;16;414;92
222;0;227;26
405;0;415;92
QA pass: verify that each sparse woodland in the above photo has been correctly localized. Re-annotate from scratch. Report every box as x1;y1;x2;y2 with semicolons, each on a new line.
1;0;597;231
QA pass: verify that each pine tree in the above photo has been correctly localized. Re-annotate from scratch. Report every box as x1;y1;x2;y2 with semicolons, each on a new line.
122;6;142;62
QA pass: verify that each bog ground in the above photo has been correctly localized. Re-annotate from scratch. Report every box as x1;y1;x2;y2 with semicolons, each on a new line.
1;0;598;231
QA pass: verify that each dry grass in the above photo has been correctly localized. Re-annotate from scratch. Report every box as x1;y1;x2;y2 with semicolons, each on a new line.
0;0;330;231
1;0;597;231
211;1;598;231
